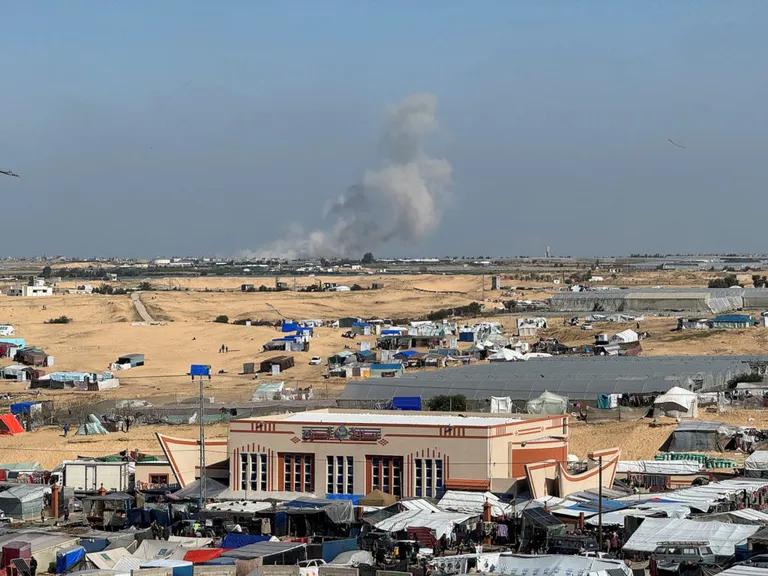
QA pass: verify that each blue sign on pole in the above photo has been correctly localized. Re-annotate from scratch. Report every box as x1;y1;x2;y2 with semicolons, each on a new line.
190;364;211;377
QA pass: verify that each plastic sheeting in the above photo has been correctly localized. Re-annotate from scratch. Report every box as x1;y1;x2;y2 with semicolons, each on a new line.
86;548;133;570
373;510;475;539
617;460;703;475
489;397;512;414
56;546;86;574
654;386;698;417
220;534;270;550
496;553;632;576
76;414;109;436
623;517;760;557
746;452;768;471
437;490;514;517
526;391;568;415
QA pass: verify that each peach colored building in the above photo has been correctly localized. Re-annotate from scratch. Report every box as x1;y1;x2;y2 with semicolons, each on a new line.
227;409;569;497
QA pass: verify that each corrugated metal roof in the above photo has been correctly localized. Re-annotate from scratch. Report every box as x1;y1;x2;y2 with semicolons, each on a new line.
341;355;764;401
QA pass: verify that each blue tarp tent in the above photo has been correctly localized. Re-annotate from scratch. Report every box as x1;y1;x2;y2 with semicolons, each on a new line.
394;350;418;359
221;533;270;549
10;402;37;415
56;546;86;573
324;493;364;505
281;322;300;333
391;396;421;411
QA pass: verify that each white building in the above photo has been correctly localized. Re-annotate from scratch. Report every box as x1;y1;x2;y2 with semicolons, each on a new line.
8;279;53;297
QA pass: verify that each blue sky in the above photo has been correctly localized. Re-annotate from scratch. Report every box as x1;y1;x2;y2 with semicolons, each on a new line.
1;1;767;258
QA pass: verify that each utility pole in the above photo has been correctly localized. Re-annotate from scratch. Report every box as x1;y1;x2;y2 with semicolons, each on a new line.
597;455;603;552
190;365;211;512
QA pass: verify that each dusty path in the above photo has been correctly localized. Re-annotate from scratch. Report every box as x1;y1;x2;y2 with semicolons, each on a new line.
131;291;156;323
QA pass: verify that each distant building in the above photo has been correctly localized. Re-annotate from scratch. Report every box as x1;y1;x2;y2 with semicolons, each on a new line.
710;314;754;329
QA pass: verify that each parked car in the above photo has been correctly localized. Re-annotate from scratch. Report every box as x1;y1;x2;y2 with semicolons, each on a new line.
737;554;768;568
652;541;716;573
309;356;322;365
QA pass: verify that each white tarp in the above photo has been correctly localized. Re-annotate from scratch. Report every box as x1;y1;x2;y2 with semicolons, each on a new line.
496;554;632;576
622;517;760;556
133;540;186;561
437;490;514;517
373;509;475;539
617;460;703;475
654;386;698;417
526;391;568;415
611;329;639;344
490;396;512;413
86;547;133;570
634;478;768;512
746;452;768;471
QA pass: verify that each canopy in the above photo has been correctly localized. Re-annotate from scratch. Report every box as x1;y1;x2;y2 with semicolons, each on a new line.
437;490;514;517
623;517;760;557
526;391;568;415
86;547;133;570
359;489;397;507
183;549;224;564
284;497;354;524
373;509;476;539
496;554;632;576
617;460;703;475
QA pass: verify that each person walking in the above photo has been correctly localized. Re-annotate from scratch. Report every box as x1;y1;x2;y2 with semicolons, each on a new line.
63;423;70;437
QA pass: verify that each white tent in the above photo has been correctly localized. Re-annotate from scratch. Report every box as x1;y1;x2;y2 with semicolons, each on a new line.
654;386;699;418
437;490;514;517
623;517;759;557
526;391;568;415
488;349;524;362
496;554;632;576
745;452;768;478
611;329;639;344
490;396;513;413
374;509;476;539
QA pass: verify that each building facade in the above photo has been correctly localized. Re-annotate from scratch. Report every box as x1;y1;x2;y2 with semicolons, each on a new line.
228;409;568;497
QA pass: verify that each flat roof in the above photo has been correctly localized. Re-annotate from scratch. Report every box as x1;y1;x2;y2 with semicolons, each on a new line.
235;410;523;427
340;355;766;401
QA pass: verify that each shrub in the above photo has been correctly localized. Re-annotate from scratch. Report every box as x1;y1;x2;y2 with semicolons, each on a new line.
137;281;154;291
727;372;763;389
46;315;72;324
427;395;467;412
214;315;229;324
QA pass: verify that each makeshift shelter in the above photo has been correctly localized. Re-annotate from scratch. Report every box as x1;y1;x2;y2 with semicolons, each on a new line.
526;391;568;415
654;386;699;418
77;414;109;436
437;490;514;517
623;517;760;558
220;541;307;565
0;485;46;520
490;396;513;413
520;508;565;550
495;553;632;576
0;414;24;435
746;452;768;479
661;420;736;452
56;546;86;574
359;489;397;508
170;478;227;501
373;509;476;539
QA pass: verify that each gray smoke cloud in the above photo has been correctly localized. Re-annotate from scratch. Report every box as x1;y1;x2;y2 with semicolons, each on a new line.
248;93;452;259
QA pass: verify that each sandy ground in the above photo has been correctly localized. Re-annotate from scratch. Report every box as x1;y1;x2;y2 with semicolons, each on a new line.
0;423;229;469
0;269;766;464
569;409;768;461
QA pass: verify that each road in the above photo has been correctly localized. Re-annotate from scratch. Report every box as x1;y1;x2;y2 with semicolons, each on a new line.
131;291;156;323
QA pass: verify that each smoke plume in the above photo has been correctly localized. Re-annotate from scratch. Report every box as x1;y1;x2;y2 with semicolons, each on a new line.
251;93;452;259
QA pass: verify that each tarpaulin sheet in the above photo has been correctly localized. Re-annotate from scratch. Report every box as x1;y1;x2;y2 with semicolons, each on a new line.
496;553;632;576
56;545;86;573
617;460;703;475
284;497;354;524
374;510;475;539
320;538;357;562
86;547;133;569
390;396;421;410
623;517;760;556
183;549;224;563
220;534;270;550
0;414;23;435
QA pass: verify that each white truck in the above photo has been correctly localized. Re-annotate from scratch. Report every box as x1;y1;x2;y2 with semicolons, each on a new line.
62;460;129;492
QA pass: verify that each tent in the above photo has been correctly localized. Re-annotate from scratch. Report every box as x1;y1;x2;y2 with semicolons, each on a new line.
0;414;24;435
76;414;109;436
496;553;632;576
526;391;568;415
373;509;476;539
745;452;768;479
56;546;86;574
0;485;46;520
490;396;513;413
654;386;699;418
623;517;760;557
284;497;354;524
183;548;224;564
359;489;397;508
437;490;515;517
661;420;735;452
169;477;227;501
